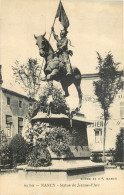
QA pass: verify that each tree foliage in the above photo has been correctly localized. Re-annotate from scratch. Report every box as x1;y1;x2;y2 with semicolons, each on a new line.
26;145;51;167
114;129;124;162
94;52;122;121
0;145;12;165
31;82;69;117
9;134;29;164
12;58;69;118
0;131;11;165
25;121;72;166
0;130;8;149
12;58;41;98
47;126;72;157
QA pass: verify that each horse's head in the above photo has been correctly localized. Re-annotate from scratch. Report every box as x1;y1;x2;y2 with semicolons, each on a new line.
34;33;53;58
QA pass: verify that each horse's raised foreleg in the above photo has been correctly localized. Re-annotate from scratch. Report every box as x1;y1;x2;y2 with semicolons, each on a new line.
46;69;59;81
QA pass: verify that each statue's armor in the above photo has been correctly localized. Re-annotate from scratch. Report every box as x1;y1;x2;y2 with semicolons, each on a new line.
53;31;72;76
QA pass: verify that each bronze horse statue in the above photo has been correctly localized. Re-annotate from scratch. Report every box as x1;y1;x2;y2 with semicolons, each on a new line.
34;33;82;112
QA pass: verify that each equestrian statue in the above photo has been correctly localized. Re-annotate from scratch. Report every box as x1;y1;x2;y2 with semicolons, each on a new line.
34;1;82;112
34;29;82;112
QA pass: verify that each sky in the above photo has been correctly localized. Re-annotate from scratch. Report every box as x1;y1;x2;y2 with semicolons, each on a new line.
0;0;123;93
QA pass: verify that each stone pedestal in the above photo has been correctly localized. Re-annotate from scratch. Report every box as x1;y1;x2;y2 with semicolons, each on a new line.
17;112;104;180
32;112;91;159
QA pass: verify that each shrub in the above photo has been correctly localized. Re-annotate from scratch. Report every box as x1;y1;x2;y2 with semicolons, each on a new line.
9;134;29;165
25;121;72;164
0;145;12;165
26;145;51;167
25;122;52;166
90;153;102;162
0;131;12;165
25;122;51;147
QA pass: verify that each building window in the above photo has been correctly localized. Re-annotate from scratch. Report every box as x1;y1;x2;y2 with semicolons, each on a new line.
94;128;102;143
19;100;22;108
97;121;103;127
88;121;103;128
120;102;124;118
7;97;10;105
6;115;12;137
18;117;23;134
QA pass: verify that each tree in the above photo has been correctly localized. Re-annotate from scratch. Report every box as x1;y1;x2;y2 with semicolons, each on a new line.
93;52;122;162
12;58;41;98
114;128;124;162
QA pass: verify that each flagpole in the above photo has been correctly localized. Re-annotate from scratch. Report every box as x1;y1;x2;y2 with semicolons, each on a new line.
40;0;61;79
48;0;61;41
48;16;56;41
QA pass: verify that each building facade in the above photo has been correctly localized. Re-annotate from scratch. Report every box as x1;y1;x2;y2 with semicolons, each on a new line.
81;73;124;152
0;65;31;142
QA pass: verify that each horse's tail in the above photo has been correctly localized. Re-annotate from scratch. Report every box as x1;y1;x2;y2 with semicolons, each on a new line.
72;66;82;83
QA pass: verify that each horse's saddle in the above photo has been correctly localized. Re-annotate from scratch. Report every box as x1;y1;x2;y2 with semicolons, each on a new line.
47;56;66;70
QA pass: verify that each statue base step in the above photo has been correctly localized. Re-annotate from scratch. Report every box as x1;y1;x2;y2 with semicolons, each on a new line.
17;159;104;181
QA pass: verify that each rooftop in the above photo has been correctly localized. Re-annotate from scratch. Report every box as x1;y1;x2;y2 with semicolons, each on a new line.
2;87;34;101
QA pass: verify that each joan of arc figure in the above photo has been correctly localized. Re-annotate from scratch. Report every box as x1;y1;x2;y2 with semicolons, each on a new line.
51;27;73;77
